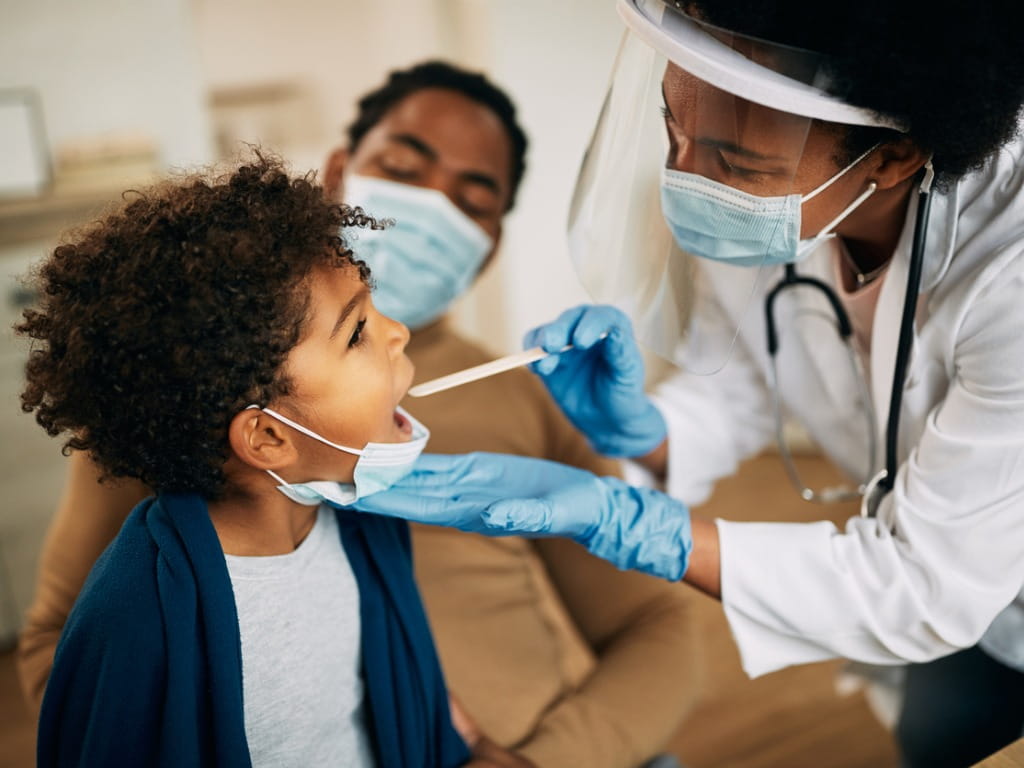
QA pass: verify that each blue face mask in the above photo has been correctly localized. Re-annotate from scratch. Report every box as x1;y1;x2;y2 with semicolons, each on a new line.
246;405;430;507
659;147;877;267
342;175;494;329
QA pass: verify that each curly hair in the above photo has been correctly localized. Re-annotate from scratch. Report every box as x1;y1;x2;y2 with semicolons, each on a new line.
346;60;529;209
685;0;1024;179
17;153;382;498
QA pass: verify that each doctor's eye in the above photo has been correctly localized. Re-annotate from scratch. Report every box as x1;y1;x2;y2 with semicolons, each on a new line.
349;318;367;348
716;152;763;181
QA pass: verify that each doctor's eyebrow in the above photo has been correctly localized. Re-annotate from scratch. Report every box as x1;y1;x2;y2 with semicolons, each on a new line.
659;88;786;163
694;137;788;163
329;287;370;340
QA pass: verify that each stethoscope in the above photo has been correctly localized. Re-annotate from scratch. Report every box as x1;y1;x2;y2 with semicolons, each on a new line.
764;161;935;518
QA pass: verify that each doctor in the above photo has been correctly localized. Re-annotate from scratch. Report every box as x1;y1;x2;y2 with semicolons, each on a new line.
356;0;1024;765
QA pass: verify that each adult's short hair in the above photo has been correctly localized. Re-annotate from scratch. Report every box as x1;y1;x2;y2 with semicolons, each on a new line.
346;60;529;209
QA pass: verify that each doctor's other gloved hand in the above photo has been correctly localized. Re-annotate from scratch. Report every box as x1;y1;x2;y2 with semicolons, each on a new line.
356;453;692;581
524;304;667;458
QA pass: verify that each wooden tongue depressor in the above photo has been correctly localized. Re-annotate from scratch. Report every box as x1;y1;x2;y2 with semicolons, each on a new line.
407;344;573;398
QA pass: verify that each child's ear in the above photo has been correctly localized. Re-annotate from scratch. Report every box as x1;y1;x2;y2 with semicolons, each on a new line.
228;409;298;471
322;147;348;201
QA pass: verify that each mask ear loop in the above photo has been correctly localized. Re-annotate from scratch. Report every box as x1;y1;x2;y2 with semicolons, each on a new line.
796;181;878;261
802;142;881;203
244;404;363;456
265;468;292;488
797;144;882;257
244;404;362;496
810;181;878;235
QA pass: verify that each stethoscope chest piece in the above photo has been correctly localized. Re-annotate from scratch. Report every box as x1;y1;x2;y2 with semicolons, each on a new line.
860;469;889;518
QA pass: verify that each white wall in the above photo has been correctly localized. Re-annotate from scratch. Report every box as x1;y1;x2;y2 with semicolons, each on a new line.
0;0;216;643
192;0;451;174
443;1;624;353
0;0;214;170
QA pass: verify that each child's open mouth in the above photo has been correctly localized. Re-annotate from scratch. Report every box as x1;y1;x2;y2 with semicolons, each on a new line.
393;409;413;437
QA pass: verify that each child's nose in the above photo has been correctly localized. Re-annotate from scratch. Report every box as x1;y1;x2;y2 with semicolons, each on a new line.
385;313;410;353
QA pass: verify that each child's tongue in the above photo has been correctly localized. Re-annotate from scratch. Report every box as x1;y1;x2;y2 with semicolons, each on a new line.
393;410;413;437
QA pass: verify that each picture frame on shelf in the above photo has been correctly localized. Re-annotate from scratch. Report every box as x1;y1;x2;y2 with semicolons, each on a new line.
0;89;52;199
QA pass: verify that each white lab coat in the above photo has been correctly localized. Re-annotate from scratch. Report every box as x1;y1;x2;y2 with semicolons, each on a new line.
644;134;1024;678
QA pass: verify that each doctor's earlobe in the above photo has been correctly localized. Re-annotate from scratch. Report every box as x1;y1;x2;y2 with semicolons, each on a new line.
870;139;931;191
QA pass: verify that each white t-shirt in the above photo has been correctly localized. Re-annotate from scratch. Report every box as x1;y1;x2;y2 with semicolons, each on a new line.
225;506;375;767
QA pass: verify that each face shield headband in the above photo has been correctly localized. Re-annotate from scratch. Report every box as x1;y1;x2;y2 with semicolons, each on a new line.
620;0;906;130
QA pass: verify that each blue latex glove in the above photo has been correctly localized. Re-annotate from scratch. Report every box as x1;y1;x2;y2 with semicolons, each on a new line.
355;452;692;581
523;304;667;458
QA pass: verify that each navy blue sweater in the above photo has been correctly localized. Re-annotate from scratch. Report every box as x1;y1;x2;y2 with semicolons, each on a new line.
37;493;470;768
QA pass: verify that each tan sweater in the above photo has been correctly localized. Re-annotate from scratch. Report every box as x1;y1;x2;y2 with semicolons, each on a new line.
403;322;698;768
17;320;698;768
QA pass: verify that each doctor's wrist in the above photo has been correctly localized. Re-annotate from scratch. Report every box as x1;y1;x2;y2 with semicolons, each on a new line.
589;401;668;460
634;436;669;480
580;478;692;581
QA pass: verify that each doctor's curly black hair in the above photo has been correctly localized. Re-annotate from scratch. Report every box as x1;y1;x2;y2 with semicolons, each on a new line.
17;152;381;498
685;0;1024;180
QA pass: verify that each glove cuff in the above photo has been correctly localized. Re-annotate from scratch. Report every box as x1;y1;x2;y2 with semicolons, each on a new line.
590;401;668;459
580;478;691;581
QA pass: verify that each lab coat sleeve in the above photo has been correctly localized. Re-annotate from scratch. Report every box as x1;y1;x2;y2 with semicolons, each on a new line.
720;261;1024;676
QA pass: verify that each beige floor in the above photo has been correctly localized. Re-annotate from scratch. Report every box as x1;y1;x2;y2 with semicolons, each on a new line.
0;452;900;768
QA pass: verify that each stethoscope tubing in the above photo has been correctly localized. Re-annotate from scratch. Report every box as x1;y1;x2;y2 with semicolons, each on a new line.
878;187;933;499
764;176;933;517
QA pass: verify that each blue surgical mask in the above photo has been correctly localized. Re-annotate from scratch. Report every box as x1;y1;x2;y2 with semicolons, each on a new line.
246;404;430;507
342;175;494;329
659;147;877;267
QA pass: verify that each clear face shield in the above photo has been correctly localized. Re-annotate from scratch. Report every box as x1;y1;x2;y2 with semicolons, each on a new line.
569;0;901;374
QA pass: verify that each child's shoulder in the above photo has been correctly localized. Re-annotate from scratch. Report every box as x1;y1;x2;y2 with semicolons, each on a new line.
70;493;222;638
64;498;167;644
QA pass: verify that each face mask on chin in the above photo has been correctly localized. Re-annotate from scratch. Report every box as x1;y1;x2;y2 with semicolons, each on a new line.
245;404;430;507
342;174;494;329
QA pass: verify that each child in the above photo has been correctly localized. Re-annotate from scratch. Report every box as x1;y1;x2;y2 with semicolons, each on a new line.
17;154;470;768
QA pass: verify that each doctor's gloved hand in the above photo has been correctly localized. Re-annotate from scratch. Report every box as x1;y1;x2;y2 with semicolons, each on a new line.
524;304;667;458
356;453;692;581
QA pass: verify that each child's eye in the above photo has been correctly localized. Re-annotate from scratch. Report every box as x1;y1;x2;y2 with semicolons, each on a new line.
348;318;367;348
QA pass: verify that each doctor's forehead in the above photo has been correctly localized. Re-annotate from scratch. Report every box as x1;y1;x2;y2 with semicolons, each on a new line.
661;64;826;162
351;89;512;192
